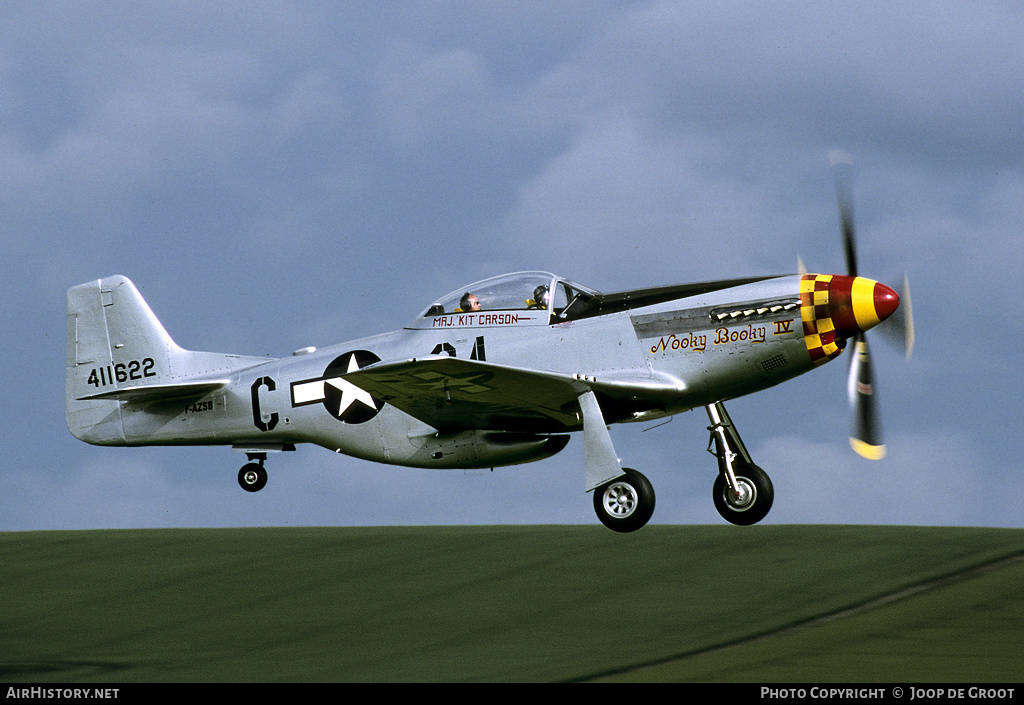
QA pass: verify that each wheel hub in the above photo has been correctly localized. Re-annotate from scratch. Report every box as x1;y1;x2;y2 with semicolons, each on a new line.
602;482;638;518
726;478;756;511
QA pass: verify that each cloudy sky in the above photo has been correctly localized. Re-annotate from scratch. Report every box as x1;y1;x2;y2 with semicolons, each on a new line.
3;1;1022;531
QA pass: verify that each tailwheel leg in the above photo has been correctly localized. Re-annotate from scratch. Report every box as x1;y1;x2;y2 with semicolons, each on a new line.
705;402;774;525
238;453;268;493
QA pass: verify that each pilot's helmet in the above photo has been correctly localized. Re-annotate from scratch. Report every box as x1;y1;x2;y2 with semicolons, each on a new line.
533;285;550;309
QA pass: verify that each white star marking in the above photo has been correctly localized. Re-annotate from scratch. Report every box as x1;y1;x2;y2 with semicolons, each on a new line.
290;354;378;419
325;355;377;417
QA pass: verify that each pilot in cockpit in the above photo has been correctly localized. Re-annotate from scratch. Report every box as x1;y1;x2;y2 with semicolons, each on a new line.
459;292;481;312
529;285;550;310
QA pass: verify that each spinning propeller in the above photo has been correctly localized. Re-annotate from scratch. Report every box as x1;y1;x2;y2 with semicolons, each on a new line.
828;151;914;459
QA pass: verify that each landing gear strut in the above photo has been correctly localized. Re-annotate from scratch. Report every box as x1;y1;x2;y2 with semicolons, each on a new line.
579;388;656;533
238;453;268;492
706;402;773;525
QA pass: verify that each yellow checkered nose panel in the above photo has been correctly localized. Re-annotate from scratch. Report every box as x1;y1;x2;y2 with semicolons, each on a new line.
800;274;899;365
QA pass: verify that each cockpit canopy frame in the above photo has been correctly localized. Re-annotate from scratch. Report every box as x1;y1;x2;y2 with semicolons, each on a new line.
410;271;599;328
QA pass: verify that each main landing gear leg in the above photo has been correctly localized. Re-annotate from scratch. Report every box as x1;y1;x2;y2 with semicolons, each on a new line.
238;453;269;493
579;389;656;532
705;402;773;525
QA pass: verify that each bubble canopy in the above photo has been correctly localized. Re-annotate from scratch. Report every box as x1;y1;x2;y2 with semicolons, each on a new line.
413;271;599;326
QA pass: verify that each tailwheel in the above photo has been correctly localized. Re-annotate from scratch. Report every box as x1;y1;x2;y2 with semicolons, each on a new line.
712;463;773;526
593;468;656;533
238;463;268;493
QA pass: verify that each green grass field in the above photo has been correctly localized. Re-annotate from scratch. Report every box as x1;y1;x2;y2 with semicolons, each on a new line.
2;525;1023;682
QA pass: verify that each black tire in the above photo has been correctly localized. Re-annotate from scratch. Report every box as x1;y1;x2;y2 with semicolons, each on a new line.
238;463;268;493
712;463;773;525
593;468;656;533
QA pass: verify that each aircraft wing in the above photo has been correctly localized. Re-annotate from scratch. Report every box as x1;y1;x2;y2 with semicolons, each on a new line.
343;356;591;432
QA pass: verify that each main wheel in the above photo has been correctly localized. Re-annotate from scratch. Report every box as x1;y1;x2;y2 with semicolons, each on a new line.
238;463;268;493
712;463;773;525
593;468;656;533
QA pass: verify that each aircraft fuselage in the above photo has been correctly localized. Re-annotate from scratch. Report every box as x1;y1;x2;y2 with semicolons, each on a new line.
68;271;895;472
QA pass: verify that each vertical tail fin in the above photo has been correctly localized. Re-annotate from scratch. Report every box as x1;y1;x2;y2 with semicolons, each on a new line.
67;276;185;444
65;276;263;445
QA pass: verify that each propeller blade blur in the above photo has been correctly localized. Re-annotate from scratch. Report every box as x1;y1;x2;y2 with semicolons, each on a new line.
873;273;915;359
829;150;858;278
848;333;885;459
896;273;915;359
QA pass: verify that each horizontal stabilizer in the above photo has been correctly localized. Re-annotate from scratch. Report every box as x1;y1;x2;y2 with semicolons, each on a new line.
77;379;229;402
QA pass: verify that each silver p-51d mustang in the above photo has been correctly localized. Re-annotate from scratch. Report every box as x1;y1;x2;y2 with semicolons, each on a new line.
65;166;911;532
